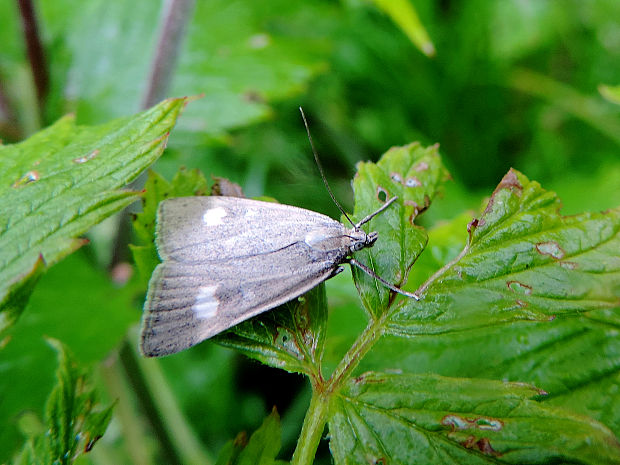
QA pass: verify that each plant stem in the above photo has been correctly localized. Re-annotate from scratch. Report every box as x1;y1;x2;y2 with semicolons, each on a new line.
327;314;386;392
109;0;195;269
290;238;463;463
120;337;213;465
290;314;388;464
99;353;155;465
139;343;212;465
509;68;620;147
17;0;48;116
291;388;330;465
141;0;196;109
0;79;22;141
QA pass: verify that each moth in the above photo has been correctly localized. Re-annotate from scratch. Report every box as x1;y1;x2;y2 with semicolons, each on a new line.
140;110;417;357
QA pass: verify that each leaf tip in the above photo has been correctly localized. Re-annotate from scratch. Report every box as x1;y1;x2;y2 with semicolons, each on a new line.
184;94;205;105
84;435;103;452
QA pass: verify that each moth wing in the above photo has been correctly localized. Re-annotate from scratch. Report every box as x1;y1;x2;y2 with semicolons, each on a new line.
157;196;341;262
141;241;337;357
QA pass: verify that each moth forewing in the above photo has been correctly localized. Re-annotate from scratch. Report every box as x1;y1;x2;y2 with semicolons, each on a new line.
155;196;347;262
140;196;371;357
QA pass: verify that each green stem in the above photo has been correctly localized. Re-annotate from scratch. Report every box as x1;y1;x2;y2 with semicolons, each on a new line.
291;388;330;465
121;335;213;465
138;354;214;465
290;315;388;464
509;68;620;147
98;354;155;465
327;315;386;392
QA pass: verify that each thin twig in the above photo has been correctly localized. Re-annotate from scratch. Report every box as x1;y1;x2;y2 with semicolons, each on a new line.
17;0;49;113
0;79;22;141
141;0;196;109
110;0;195;268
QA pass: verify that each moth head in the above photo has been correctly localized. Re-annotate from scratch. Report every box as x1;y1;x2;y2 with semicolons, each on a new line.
349;230;378;253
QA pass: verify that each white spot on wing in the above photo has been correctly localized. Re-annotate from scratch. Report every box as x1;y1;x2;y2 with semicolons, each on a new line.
203;207;227;226
193;285;219;319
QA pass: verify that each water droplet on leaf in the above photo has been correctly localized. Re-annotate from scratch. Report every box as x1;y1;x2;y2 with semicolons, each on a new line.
12;171;40;187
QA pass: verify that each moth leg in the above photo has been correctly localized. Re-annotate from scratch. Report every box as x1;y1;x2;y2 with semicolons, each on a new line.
328;266;345;279
349;258;419;300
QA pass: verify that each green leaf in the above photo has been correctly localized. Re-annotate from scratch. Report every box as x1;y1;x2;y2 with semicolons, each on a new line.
130;168;208;283
599;84;620;105
0;98;187;329
509;69;620;147
172;0;329;136
0;255;46;332
405;211;471;290
37;0;328;135
368;0;435;57
216;432;248;465
360;214;620;435
216;284;327;377
328;372;620;465
216;408;285;465
389;168;620;335
0;252;138;461
13;339;114;465
365;307;620;436
351;142;448;318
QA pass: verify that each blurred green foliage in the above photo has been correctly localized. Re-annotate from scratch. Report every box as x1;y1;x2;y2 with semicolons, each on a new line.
1;0;620;464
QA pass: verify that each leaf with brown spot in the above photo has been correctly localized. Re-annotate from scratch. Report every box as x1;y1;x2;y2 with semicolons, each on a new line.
350;143;449;318
389;169;620;335
328;372;620;464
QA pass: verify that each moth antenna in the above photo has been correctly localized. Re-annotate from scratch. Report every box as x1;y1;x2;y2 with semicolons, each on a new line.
299;107;355;227
355;196;398;229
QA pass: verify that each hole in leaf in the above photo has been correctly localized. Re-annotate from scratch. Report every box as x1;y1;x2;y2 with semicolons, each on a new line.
274;329;302;357
506;281;532;295
441;415;503;432
475;418;503;431
405;176;421;188
376;186;389;203
535;241;564;259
